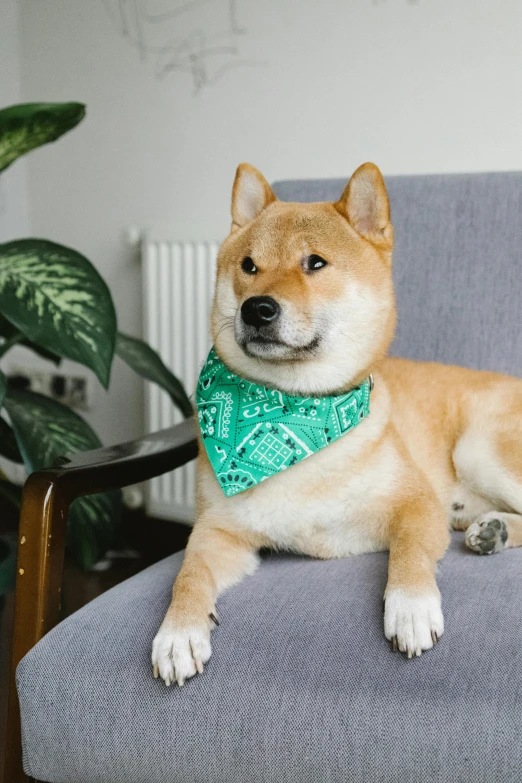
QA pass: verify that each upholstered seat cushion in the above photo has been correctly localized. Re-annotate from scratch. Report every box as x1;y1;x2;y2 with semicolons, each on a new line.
17;533;522;783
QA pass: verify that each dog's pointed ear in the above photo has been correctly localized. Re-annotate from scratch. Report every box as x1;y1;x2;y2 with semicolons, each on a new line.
335;163;393;251
231;163;276;230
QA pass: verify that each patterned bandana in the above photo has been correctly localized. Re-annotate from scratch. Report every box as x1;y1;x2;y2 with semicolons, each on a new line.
196;348;372;497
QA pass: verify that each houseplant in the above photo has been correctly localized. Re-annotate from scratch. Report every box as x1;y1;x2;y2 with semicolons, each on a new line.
0;102;192;572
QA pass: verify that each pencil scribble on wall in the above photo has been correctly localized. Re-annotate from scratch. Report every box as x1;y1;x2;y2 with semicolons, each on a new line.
101;0;261;92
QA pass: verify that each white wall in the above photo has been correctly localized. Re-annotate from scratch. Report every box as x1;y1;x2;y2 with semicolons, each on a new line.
0;0;29;241
15;0;522;445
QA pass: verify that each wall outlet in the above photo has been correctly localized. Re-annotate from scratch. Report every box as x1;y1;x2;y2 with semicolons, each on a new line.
9;367;91;410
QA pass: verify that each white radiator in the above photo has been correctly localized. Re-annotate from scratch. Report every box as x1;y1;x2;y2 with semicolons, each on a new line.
142;227;222;522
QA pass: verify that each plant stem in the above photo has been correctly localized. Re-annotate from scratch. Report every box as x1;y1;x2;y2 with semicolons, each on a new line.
0;331;24;358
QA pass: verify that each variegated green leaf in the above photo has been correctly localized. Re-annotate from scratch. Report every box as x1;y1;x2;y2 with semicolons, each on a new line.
0;417;23;463
0;312;61;364
0;369;5;409
115;332;193;418
0;239;116;387
4;389;122;571
4;388;101;471
68;490;122;571
0;102;85;173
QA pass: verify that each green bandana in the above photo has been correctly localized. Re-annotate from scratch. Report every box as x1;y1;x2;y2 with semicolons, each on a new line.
196;348;372;497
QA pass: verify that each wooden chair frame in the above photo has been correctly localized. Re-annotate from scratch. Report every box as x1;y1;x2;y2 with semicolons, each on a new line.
3;419;198;783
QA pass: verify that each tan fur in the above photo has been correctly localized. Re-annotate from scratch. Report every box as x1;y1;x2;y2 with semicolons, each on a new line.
152;162;522;684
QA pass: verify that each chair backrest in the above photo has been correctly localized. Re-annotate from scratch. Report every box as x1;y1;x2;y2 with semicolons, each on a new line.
273;172;522;377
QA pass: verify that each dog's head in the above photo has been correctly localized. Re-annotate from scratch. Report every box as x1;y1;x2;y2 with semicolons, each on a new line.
211;162;396;395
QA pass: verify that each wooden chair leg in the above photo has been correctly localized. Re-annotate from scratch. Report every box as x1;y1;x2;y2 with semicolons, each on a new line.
3;473;70;783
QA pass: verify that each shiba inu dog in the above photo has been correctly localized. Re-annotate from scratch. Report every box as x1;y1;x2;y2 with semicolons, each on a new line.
152;162;522;686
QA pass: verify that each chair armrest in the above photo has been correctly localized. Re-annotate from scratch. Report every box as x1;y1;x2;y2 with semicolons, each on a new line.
43;417;198;499
14;416;198;649
4;419;199;783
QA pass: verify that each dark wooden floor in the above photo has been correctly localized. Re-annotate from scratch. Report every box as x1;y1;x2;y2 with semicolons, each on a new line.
0;504;190;783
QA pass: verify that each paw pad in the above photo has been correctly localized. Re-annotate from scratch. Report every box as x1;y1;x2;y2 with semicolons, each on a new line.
466;517;507;555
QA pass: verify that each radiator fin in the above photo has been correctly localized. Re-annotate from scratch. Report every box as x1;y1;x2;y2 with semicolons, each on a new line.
143;236;218;522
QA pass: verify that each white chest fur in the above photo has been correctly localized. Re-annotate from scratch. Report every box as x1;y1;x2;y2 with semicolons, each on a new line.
198;382;399;559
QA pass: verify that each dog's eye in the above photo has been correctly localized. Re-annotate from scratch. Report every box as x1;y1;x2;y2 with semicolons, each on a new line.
303;254;328;273
241;257;257;275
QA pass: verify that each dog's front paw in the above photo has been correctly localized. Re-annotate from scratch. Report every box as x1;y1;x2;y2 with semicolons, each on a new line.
152;619;213;687
384;589;443;658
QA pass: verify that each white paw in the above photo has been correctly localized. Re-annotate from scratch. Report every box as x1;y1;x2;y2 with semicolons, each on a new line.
152;621;212;687
466;515;508;555
384;589;444;658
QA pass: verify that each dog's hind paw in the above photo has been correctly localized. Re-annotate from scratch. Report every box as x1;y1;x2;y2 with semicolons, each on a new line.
152;620;212;687
384;589;443;659
466;515;508;555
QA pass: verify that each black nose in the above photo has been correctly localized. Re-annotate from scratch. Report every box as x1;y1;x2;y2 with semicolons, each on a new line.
241;296;280;329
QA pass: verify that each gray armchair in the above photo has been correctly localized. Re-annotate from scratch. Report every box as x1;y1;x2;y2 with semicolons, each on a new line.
5;172;522;783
